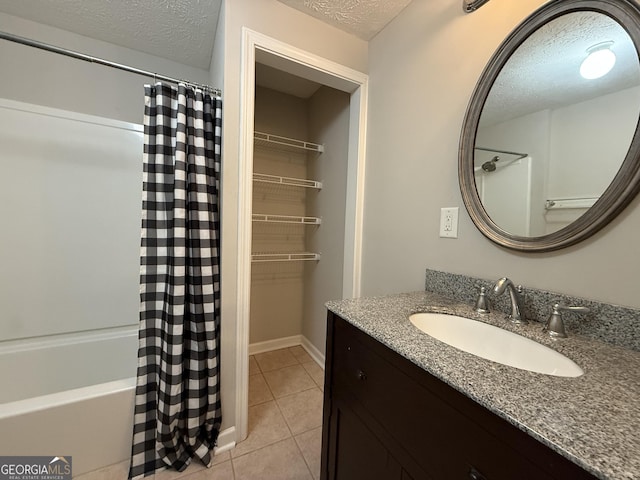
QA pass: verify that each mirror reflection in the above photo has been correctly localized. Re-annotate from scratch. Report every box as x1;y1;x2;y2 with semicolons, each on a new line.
475;11;640;237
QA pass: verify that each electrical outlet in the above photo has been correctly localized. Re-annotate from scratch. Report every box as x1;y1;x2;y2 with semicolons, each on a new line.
439;207;459;238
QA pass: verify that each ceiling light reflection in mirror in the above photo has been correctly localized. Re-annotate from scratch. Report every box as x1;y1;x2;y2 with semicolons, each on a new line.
475;11;640;237
580;41;616;79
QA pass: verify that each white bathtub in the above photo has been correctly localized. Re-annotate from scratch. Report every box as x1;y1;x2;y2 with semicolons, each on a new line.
0;326;139;477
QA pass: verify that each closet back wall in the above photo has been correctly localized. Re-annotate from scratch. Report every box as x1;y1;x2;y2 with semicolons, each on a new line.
251;86;310;345
251;85;350;357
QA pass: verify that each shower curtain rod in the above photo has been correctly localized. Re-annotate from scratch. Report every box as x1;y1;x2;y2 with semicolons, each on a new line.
475;146;528;160
0;31;222;96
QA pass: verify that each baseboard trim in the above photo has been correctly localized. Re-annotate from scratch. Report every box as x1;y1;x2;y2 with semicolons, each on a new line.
249;335;325;369
214;426;236;456
301;337;325;368
248;335;303;356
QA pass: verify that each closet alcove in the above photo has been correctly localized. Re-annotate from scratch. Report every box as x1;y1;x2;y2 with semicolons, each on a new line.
250;63;350;362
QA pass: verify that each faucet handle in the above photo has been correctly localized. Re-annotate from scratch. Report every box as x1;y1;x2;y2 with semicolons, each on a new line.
543;303;590;338
474;286;490;314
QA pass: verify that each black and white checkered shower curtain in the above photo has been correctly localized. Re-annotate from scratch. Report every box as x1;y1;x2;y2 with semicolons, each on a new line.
129;83;222;480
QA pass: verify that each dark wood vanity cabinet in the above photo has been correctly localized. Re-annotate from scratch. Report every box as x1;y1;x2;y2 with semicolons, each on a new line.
321;312;598;480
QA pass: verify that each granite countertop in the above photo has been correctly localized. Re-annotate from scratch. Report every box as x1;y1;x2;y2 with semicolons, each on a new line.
326;291;640;480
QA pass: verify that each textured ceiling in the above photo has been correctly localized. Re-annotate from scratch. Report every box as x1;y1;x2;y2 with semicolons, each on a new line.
276;0;413;40
0;0;222;69
481;11;640;126
0;0;410;71
3;2;636;119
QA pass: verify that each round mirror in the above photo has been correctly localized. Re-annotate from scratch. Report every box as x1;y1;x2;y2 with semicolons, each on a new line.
459;0;640;251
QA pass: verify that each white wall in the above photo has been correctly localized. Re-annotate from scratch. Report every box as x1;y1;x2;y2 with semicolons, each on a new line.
476;156;533;235
0;102;142;342
548;86;640;199
363;0;640;310
477;109;550;236
0;14;211;338
305;86;350;354
0;12;210;123
476;85;640;236
210;0;225;93
476;110;551;236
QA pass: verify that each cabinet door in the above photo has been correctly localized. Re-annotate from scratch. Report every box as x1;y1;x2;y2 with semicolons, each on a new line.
325;313;597;480
327;393;402;480
401;469;415;480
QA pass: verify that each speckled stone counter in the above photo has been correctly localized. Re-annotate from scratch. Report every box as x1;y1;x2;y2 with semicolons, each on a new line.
326;291;640;480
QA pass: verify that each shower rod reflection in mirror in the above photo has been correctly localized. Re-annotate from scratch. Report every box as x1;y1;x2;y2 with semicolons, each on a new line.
464;0;491;13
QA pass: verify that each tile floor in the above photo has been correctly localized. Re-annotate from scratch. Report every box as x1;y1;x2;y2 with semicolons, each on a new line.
76;346;325;480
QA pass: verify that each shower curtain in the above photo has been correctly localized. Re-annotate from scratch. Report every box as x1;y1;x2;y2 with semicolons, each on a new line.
129;83;222;479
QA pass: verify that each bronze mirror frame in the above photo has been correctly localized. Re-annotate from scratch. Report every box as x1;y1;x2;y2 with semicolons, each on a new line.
459;0;640;252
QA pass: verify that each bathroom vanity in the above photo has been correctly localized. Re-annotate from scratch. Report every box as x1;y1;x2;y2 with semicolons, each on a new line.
321;292;640;480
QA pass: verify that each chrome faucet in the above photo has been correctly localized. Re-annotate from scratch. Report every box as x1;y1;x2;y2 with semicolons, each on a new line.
543;303;590;338
493;277;526;324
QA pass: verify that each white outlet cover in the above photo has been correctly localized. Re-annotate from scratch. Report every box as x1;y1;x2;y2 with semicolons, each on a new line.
440;207;459;238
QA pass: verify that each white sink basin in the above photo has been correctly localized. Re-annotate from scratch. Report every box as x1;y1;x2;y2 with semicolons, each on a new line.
409;312;583;377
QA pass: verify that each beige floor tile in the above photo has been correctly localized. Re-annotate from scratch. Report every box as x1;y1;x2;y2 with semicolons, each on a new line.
154;460;208;480
248;373;273;406
301;361;325;389
91;452;227;480
143;450;228;480
288;346;313;364
263;365;316;398
232;438;312;480
295;427;322;480
249;355;260;375
276;388;323;435
232;400;291;458
74;460;129;480
254;349;298;372
179;460;235;480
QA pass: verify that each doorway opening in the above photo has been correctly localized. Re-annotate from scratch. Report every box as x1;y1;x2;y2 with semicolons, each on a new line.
236;28;368;440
